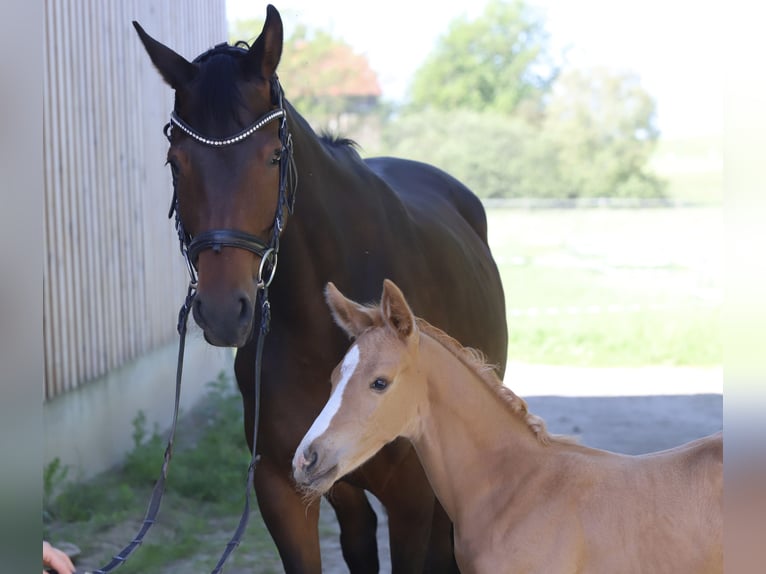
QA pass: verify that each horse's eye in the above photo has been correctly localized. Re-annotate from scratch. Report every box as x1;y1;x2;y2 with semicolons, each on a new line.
270;148;282;165
370;378;388;392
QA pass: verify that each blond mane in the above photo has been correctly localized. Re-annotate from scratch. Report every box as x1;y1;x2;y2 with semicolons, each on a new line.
411;318;558;445
351;299;573;445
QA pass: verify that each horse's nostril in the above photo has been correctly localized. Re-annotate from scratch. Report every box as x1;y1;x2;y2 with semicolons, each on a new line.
305;449;318;472
193;298;204;319
238;296;250;322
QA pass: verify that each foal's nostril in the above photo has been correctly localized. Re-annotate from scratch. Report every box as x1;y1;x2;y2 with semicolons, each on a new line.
304;449;318;472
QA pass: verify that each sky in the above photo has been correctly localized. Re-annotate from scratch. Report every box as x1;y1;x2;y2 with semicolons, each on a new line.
226;0;723;138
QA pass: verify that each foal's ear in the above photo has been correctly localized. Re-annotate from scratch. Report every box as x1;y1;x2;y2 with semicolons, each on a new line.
242;4;283;80
325;282;375;339
132;22;197;89
381;280;416;341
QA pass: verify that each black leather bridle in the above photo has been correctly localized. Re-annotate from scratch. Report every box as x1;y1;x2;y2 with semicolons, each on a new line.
90;43;297;574
167;43;297;295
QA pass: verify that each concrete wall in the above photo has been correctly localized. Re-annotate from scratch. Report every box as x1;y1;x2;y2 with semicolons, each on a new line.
44;336;234;479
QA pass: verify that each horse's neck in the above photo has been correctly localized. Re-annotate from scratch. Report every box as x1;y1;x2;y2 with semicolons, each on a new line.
271;109;352;297
410;333;545;525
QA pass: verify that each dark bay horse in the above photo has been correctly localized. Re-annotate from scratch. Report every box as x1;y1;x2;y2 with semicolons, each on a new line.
133;5;507;572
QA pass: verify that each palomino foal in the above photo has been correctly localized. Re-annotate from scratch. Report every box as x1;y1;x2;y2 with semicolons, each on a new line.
293;280;723;574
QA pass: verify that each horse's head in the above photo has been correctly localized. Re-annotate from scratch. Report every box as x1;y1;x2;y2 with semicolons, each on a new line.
292;280;425;495
134;5;291;347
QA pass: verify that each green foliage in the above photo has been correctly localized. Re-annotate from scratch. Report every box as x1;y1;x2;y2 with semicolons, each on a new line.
543;68;664;198
120;374;250;508
123;410;164;485
385;0;665;199
380;108;554;198
230;19;380;130
381;67;665;199
409;0;558;117
53;481;135;523
43;372;284;570
43;457;69;513
47;372;249;525
164;374;250;507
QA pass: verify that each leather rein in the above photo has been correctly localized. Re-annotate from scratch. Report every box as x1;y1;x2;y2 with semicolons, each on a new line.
90;43;297;574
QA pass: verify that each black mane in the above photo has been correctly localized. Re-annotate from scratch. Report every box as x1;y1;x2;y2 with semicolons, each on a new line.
191;53;247;125
319;131;359;151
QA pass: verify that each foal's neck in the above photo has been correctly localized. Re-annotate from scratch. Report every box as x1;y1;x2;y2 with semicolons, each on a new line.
411;333;545;525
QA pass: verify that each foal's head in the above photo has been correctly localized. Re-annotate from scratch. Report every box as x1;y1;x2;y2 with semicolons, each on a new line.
134;6;288;346
292;280;425;495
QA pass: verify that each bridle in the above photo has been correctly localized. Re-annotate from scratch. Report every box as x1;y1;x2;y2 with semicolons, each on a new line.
91;42;297;574
167;43;298;295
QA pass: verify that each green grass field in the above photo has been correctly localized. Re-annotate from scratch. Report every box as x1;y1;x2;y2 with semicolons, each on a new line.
487;207;722;366
650;134;722;204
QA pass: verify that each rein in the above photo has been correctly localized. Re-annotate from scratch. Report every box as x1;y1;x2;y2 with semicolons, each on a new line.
90;43;296;574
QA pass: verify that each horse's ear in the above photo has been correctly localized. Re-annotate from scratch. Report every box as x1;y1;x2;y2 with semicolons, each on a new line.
381;280;416;341
242;4;283;80
133;22;197;89
325;282;374;339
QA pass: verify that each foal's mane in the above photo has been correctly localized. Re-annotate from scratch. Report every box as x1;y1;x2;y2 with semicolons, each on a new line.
413;318;556;445
356;300;564;445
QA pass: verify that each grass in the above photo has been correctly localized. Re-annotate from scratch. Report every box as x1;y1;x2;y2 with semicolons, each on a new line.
487;207;722;367
649;134;722;204
44;373;285;573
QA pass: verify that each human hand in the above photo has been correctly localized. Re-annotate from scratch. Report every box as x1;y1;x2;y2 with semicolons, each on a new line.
43;540;76;574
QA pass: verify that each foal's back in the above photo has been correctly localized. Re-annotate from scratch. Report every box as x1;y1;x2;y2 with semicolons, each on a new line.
558;432;723;573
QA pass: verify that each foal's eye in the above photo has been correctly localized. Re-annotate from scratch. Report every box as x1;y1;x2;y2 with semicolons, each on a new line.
370;378;389;392
270;148;282;165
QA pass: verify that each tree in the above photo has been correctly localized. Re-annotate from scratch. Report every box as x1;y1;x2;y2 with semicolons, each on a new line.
379;109;563;199
380;68;666;200
408;0;558;118
542;67;664;198
230;20;382;133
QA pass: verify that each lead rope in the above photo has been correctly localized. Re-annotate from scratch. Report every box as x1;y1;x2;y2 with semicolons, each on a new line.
90;284;196;574
210;286;269;574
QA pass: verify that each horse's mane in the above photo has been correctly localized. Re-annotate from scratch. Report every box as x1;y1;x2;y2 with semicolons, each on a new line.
318;131;363;163
319;131;359;150
413;318;571;446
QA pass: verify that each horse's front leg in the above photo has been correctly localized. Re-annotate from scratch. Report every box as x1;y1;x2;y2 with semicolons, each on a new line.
253;457;323;573
236;345;381;573
325;480;380;573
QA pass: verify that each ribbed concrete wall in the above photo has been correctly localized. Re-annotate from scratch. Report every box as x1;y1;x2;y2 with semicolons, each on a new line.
43;0;227;399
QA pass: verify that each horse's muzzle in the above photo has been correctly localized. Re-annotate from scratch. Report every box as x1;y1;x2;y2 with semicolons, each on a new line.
192;289;254;347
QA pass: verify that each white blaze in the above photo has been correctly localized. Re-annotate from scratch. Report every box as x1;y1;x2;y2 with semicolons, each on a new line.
295;345;360;459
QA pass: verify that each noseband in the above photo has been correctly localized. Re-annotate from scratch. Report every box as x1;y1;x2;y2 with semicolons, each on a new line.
165;43;297;291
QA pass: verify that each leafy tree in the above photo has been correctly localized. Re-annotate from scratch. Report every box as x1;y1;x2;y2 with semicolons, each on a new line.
408;0;558;118
230;20;382;131
380;68;666;200
378;109;557;199
543;67;664;198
